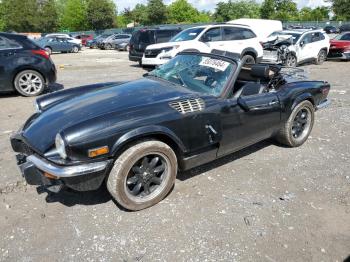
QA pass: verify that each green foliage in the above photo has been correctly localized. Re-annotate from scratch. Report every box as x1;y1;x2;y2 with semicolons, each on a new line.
61;0;88;31
272;0;298;21
260;0;275;19
38;0;59;33
0;1;5;31
87;0;116;30
133;4;149;25
299;6;329;21
214;0;261;22
147;0;167;25
329;0;350;20
167;0;208;23
2;0;39;32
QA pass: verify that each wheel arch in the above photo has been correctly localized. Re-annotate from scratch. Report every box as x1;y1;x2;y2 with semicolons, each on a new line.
111;125;187;161
12;67;47;88
241;48;258;59
291;93;315;111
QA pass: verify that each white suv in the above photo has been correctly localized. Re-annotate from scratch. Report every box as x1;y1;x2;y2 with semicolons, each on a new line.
262;29;330;66
142;24;263;66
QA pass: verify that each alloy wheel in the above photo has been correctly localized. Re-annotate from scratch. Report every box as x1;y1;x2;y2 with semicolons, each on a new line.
18;72;43;95
291;108;311;139
125;154;168;199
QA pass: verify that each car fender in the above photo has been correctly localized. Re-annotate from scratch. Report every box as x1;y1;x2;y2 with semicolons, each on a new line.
241;47;258;58
291;92;314;111
111;125;187;156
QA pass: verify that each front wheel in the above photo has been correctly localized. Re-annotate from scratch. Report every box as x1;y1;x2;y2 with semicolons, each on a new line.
107;140;177;211
276;100;314;147
72;46;79;53
285;54;297;67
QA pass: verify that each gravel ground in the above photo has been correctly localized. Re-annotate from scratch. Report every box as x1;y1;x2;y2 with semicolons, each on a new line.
0;49;349;262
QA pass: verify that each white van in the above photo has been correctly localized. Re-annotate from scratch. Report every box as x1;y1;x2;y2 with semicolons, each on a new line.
228;19;283;42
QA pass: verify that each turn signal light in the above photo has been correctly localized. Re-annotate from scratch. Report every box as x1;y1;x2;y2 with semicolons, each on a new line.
44;172;58;180
88;146;109;158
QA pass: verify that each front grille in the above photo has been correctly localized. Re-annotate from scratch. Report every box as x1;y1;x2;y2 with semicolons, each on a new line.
145;49;162;58
169;98;205;114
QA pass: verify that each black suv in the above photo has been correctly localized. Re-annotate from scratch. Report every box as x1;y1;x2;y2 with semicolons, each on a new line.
129;28;182;65
0;33;56;97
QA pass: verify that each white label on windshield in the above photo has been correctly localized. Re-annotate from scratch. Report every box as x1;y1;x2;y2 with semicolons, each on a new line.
189;33;198;36
199;57;230;71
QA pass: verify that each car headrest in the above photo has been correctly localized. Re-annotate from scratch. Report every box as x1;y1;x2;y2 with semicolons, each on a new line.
250;65;271;79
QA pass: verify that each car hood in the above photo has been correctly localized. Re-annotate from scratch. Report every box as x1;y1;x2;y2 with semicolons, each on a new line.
22;78;192;154
146;41;192;50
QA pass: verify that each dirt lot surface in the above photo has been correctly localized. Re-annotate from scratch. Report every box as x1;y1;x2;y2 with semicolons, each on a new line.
0;49;349;261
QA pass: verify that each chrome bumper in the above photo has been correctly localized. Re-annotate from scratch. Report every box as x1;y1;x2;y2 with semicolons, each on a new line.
316;99;330;110
27;155;110;178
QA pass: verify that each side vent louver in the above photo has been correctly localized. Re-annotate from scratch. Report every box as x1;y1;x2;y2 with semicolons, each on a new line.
169;98;205;114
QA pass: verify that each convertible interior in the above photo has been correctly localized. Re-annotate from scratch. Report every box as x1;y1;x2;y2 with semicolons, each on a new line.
230;64;282;98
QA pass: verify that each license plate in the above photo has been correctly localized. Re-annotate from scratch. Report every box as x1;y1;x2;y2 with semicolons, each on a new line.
263;50;277;59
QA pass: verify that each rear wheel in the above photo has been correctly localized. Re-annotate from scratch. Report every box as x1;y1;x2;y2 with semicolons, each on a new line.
72;46;79;53
316;49;327;65
241;54;256;65
107;140;177;211
106;43;112;50
14;70;45;97
276;100;314;147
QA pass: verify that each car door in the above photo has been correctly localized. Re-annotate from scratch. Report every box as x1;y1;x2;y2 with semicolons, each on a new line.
217;91;281;157
199;27;224;52
298;33;314;61
222;27;257;54
0;36;22;91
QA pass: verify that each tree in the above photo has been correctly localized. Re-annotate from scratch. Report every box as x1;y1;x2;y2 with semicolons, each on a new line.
0;1;5;31
167;0;200;23
87;0;116;30
328;0;350;20
147;0;167;25
61;0;88;31
272;0;298;21
38;0;59;33
2;0;39;32
214;0;261;22
132;4;149;25
260;0;275;19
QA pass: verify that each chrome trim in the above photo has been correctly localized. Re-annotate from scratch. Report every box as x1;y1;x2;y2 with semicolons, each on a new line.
316;99;330;110
27;155;109;178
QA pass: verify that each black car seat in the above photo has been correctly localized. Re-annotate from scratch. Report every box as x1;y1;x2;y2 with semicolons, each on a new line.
233;65;271;98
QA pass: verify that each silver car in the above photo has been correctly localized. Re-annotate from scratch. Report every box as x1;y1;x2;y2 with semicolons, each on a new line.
100;34;131;50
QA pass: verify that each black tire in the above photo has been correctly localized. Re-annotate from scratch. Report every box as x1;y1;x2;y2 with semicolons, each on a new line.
14;70;45;97
241;54;256;65
106;43;112;50
285;54;297;67
316;49;327;65
276;101;314;147
107;140;177;211
44;46;52;55
138;60;142;67
72;46;79;53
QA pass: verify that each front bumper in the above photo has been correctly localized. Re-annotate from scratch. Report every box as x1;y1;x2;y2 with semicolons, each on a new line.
16;153;111;192
316;99;330;110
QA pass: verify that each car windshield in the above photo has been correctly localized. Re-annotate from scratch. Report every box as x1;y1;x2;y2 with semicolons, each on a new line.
148;54;236;96
269;31;302;44
333;33;350;40
170;27;205;42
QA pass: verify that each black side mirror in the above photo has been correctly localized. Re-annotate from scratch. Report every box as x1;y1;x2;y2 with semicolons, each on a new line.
237;96;250;111
201;35;210;42
300;41;305;47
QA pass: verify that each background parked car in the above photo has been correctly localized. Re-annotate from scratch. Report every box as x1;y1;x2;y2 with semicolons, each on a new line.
323;25;338;34
116;42;129;51
36;37;81;54
142;24;263;67
328;32;350;60
45;33;82;46
99;34;131;50
339;24;350;33
262;29;330;66
0;33;56;96
129;28;182;65
92;34;113;49
75;34;93;46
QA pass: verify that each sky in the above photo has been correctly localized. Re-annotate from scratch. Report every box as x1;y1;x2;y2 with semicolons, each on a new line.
114;0;328;12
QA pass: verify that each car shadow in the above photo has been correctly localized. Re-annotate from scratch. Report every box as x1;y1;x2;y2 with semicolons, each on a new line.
41;139;277;209
46;83;64;93
0;83;64;98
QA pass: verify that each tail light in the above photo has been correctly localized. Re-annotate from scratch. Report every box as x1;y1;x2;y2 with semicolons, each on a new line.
321;83;330;96
32;49;50;59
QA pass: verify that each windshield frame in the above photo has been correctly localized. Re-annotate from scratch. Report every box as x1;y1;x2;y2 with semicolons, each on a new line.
147;52;239;98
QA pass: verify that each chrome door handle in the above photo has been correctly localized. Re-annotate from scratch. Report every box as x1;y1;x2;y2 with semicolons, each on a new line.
269;100;279;106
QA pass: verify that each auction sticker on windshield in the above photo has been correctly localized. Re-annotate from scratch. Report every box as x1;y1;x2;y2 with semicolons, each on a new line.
199;57;230;71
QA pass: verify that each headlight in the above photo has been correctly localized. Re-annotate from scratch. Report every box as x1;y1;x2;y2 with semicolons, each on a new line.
34;100;41;113
55;133;67;159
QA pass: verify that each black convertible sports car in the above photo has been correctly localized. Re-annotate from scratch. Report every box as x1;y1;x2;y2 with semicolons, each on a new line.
11;52;330;210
